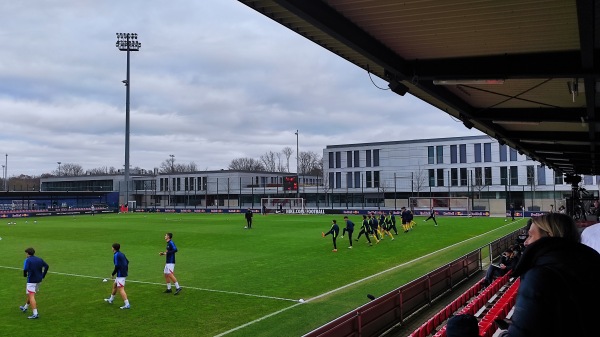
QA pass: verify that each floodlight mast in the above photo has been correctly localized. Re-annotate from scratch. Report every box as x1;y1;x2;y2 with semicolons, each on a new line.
115;33;141;209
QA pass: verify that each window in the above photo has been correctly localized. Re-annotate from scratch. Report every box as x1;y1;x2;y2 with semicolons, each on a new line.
460;168;467;186
328;152;334;169
354;150;360;167
346;172;353;188
499;144;508;162
474;143;482;163
584;175;594;185
374;171;380;188
347;151;352;168
484;143;492;162
354;172;361;188
484;167;492;185
335;172;341;189
450;145;457;164
510;148;518;161
436;146;444;164
328;172;334;189
437;168;444;186
510;166;518;185
459;144;467;163
474;167;483;185
527;166;535;185
428;146;435;164
366;150;372;167
500;167;508;185
537;165;546;185
429;169;435;186
451;168;458;186
554;172;563;184
373;149;380;167
184;177;189;191
335;152;341;168
366;171;372;188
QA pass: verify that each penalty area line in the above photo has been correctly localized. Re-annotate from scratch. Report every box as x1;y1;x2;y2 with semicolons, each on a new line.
0;265;297;303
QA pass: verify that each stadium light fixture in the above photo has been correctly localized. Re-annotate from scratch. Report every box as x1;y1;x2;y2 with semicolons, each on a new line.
115;33;141;209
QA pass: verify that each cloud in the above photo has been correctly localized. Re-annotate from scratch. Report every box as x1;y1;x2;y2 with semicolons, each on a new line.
0;0;482;177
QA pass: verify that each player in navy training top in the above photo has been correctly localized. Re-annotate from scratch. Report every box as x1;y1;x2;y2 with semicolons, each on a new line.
20;247;49;319
322;219;340;252
104;243;131;309
342;216;355;248
159;233;182;294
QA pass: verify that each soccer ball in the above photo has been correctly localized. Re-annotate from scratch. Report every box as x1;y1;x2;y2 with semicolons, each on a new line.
102;278;108;282
298;299;305;303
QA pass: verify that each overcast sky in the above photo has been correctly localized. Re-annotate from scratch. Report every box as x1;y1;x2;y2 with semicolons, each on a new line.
0;0;483;177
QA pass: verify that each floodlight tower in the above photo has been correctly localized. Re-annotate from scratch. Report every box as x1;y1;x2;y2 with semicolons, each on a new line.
116;33;141;208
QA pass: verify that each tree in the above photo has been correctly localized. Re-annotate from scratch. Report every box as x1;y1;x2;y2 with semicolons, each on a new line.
298;151;322;176
7;174;40;191
260;151;277;172
228;158;265;171
282;147;293;172
412;166;427;197
54;163;84;176
158;158;197;173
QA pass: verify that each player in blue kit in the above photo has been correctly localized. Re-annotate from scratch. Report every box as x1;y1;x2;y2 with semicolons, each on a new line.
159;232;182;294
322;219;340;252
104;243;131;309
20;247;49;319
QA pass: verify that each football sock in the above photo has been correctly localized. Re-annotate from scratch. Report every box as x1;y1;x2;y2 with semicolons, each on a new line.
174;282;180;289
23;304;29;309
124;300;130;306
109;295;115;301
33;309;38;315
167;283;172;290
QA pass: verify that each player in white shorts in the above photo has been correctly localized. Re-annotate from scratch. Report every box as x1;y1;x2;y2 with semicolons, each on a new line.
160;233;182;294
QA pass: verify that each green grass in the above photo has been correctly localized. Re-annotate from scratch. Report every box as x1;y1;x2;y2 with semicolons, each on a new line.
0;213;525;337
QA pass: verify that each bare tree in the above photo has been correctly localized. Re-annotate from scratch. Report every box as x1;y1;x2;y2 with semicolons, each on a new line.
228;158;265;171
282;147;293;172
86;166;110;175
158;157;197;173
7;174;40;191
53;163;84;176
298;151;322;176
275;152;285;172
260;151;277;172
412;166;427;197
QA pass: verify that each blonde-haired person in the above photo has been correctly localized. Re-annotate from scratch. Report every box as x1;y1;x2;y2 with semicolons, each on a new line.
499;213;600;337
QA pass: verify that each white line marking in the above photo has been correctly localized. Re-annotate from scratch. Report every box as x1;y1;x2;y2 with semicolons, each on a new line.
0;265;297;303
215;219;523;336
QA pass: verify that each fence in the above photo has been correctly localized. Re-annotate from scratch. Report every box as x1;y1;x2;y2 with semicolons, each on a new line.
303;228;521;337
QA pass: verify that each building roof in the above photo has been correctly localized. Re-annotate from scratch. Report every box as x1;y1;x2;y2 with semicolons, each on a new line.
239;0;599;175
325;135;491;149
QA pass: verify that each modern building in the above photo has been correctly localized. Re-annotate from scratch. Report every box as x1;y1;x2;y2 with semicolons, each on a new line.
34;135;599;215
322;135;599;215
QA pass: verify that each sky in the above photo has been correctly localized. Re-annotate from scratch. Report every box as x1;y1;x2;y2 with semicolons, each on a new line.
0;0;483;177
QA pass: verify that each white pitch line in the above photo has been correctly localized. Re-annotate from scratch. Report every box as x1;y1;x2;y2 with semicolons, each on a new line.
0;265;297;303
215;219;524;336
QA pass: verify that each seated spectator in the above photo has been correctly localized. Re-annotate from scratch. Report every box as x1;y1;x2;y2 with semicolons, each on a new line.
581;222;600;254
446;314;479;337
483;248;518;286
498;213;600;337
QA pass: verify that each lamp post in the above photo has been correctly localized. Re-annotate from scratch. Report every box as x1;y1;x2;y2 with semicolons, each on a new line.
169;154;175;173
1;164;5;191
116;33;141;209
4;153;7;191
57;162;61;176
295;130;299;199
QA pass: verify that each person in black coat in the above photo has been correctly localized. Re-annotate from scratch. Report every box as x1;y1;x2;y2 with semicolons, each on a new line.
499;213;600;337
244;209;253;229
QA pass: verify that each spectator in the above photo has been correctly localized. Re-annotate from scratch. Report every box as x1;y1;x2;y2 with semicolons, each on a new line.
498;213;600;337
483;248;518;286
446;314;479;337
581;222;600;254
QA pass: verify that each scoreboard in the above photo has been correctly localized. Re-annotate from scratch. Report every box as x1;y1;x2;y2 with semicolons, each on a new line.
283;176;298;191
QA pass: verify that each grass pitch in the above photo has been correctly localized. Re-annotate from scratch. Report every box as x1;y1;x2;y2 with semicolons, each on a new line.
0;213;525;337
